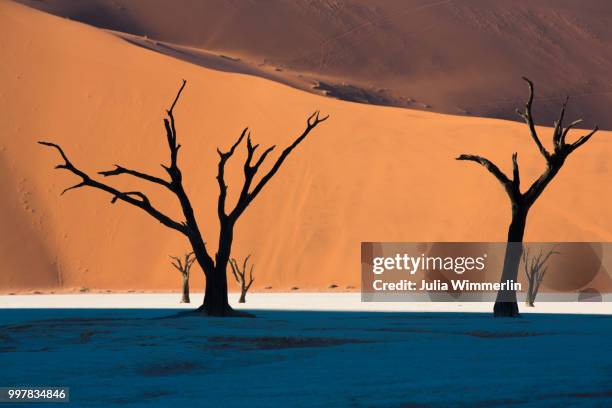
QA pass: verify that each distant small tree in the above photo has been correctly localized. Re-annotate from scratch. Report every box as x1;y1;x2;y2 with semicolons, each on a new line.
522;247;558;307
170;252;196;303
230;255;254;303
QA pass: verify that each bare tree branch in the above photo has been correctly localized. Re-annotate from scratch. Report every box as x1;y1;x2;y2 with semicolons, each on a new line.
516;77;550;161
99;165;171;189
242;254;251;275
61;182;87;195
160;81;216;273
171;251;195;276
540;247;560;265
552;96;569;147
170;259;182;271
168;79;187;113
253;145;276;170
247;263;255;290
230;111;329;219
567;126;599;153
559;119;582;147
456;154;511;185
459;77;600;211
161;79;186;174
229;258;240;282
511;152;520;188
522;166;554;207
214;111;328;223
110;191;150;205
216;128;248;219
456;153;522;201
38;141;187;234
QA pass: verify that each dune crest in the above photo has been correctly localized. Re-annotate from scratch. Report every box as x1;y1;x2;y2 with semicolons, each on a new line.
15;0;612;129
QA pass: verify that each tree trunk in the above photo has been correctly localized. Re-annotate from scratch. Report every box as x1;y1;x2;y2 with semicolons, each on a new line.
239;289;246;303
494;206;527;317
525;275;535;307
202;269;232;316
180;273;190;303
203;222;232;315
525;284;532;307
196;223;253;316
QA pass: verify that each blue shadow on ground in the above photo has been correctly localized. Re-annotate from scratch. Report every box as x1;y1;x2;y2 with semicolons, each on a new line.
1;308;611;407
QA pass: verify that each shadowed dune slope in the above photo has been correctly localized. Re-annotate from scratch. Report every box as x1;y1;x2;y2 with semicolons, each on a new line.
15;0;612;129
1;1;611;292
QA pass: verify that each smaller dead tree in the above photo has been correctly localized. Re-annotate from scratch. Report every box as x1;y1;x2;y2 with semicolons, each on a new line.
230;255;254;303
523;246;558;307
170;252;196;303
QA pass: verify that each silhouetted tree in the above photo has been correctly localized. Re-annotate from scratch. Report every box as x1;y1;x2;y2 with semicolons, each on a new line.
457;77;598;317
39;80;328;316
230;255;254;303
170;251;196;303
523;246;558;307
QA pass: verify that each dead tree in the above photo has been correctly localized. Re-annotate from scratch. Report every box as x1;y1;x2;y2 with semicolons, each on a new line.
229;255;254;303
457;77;598;317
170;251;196;303
39;80;328;316
522;246;558;307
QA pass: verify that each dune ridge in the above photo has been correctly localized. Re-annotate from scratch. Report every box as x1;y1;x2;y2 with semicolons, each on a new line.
15;0;612;129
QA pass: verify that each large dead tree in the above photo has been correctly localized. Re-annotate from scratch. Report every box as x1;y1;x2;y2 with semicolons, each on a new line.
457;77;598;317
39;80;328;316
170;251;196;303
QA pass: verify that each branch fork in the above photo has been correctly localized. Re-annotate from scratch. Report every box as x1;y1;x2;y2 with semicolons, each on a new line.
457;77;599;209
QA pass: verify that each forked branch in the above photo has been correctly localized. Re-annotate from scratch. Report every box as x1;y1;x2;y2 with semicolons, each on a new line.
39;79;214;260
516;77;550;161
217;111;329;221
164;79;187;172
230;254;255;303
98;165;171;189
170;251;196;277
38;141;186;233
457;77;599;209
230;255;254;288
97;80;188;188
456;153;519;200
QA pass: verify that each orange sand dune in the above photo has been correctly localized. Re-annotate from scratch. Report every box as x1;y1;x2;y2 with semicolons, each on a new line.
1;1;611;293
16;0;612;129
